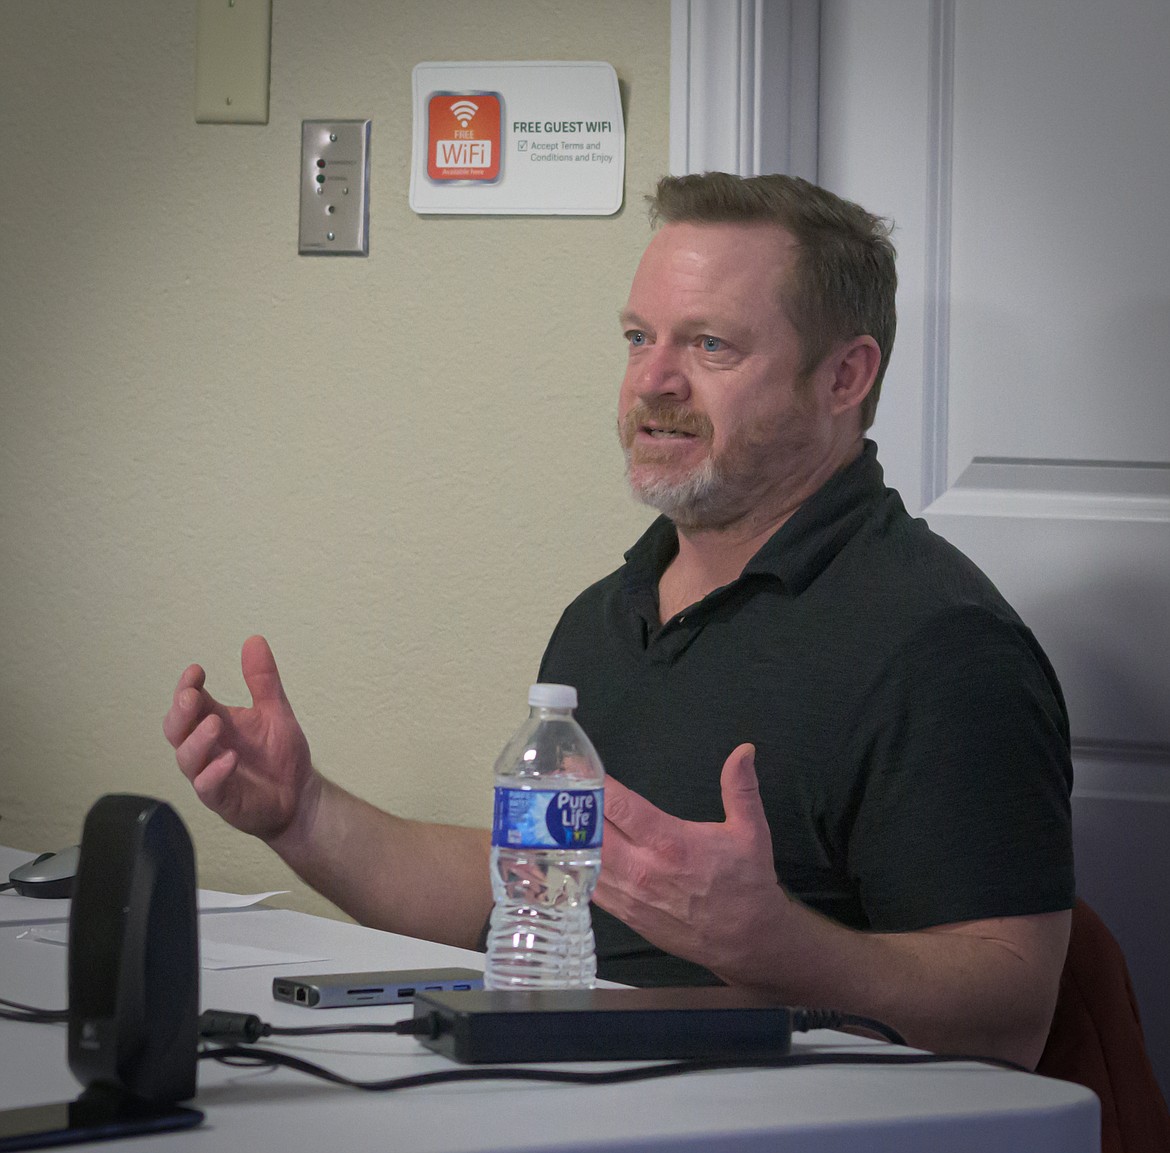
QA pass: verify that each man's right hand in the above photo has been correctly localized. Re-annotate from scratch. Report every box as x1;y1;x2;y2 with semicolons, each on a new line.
164;635;318;845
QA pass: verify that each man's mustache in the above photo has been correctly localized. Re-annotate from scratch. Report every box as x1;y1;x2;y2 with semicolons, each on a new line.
618;402;714;447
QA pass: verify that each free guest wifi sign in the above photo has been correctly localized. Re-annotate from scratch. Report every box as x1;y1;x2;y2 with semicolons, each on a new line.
427;93;502;182
410;61;625;215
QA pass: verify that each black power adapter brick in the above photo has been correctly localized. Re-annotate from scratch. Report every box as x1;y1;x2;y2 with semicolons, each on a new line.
411;987;794;1064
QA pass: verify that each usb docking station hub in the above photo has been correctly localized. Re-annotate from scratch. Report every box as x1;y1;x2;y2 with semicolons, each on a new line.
411;987;794;1064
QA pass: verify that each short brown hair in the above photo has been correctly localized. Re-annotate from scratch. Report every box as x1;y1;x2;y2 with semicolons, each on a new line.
648;172;897;430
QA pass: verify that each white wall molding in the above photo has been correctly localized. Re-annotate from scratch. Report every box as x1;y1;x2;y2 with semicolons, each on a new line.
669;0;820;179
930;456;1170;522
921;0;955;507
1073;739;1170;784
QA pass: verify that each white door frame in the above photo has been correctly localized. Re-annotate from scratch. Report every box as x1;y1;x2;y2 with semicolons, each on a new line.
670;0;959;513
669;0;821;182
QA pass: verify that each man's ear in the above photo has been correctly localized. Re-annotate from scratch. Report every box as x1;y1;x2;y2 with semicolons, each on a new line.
823;335;882;417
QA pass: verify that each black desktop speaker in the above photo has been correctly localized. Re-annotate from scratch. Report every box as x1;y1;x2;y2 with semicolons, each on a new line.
67;795;199;1104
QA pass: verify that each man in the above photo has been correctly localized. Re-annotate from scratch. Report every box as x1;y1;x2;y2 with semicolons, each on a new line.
165;173;1074;1070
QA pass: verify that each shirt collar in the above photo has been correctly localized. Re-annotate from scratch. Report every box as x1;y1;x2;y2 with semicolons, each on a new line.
622;440;887;597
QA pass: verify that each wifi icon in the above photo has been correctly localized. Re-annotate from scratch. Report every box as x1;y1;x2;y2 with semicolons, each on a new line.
450;100;479;127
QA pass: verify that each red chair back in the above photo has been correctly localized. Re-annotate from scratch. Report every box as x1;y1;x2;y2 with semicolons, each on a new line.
1036;899;1170;1153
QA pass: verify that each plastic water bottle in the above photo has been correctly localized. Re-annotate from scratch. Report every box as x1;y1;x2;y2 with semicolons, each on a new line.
484;684;605;989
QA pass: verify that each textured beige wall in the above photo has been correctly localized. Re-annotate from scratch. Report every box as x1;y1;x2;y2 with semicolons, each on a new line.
0;1;668;918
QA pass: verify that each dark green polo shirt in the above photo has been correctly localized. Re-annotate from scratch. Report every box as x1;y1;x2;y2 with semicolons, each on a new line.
538;441;1075;987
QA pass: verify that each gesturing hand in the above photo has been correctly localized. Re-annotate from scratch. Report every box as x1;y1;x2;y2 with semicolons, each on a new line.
163;635;317;844
594;743;789;979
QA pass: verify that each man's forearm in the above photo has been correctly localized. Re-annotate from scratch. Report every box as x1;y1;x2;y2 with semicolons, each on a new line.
708;898;1070;1070
267;773;493;950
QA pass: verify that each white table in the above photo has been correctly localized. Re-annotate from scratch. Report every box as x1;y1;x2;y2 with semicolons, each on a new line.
0;845;1100;1152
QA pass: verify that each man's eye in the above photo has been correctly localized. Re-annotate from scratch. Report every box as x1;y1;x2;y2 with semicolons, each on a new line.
626;330;648;347
700;335;724;352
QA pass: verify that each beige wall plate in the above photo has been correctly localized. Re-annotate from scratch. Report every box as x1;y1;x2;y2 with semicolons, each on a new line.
195;0;272;124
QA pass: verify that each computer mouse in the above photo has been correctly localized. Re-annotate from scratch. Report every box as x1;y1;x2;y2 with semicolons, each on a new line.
8;845;81;898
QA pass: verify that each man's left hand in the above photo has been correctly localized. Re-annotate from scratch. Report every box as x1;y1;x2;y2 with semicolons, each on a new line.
594;742;788;978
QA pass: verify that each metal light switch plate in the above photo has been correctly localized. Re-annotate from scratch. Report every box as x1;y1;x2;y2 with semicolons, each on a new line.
299;120;371;256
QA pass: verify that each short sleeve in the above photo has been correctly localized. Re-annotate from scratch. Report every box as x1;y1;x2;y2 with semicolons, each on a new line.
845;604;1075;931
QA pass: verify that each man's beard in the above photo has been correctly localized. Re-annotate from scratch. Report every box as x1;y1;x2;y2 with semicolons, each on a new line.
618;402;738;531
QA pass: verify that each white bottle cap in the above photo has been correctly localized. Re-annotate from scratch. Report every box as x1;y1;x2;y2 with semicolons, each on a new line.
528;683;578;709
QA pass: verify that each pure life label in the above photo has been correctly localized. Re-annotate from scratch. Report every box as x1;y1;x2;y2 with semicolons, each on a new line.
492;788;604;849
410;61;625;215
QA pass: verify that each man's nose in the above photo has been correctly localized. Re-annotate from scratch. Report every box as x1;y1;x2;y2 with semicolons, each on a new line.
634;343;690;401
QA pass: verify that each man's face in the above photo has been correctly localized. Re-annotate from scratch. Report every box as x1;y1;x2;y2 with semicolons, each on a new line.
618;221;834;533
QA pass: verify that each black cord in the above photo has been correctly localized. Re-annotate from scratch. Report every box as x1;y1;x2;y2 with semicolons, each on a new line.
0;995;69;1024
0;881;14;893
196;1005;1028;1091
197;1009;435;1044
791;1007;908;1047
198;1043;1027;1092
0;1002;1025;1080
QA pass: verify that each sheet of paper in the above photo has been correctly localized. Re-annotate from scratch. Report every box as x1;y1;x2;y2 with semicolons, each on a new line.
198;889;289;912
0;893;71;926
198;938;330;971
0;887;287;927
18;923;329;971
